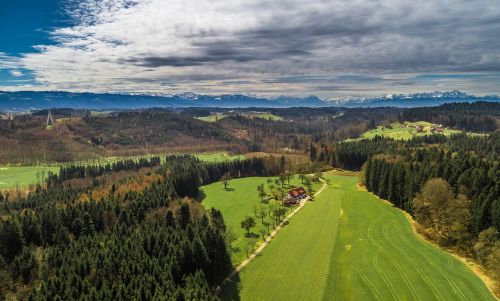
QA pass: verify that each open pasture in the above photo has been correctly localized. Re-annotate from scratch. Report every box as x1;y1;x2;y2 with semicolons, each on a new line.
202;175;320;265
223;174;495;301
352;121;462;141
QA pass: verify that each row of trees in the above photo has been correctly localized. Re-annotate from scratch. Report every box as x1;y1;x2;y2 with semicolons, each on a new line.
47;157;162;185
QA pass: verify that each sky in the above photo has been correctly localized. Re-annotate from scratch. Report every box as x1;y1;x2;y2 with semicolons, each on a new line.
0;0;499;98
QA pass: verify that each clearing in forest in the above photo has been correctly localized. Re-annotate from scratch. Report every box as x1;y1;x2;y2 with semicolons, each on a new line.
352;121;462;141
202;176;320;265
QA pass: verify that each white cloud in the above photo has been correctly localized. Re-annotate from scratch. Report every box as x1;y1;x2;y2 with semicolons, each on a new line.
2;0;500;96
9;70;23;77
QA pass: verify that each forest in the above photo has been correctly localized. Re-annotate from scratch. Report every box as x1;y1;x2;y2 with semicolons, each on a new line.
1;102;498;164
0;155;285;300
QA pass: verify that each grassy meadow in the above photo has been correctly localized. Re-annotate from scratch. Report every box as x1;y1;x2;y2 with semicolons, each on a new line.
222;174;495;301
197;112;283;122
0;165;60;190
201;175;320;265
353;121;462;141
194;152;245;162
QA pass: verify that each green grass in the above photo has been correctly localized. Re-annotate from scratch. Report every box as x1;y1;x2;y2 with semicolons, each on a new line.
0;165;60;189
244;112;283;121
0;152;243;190
196;112;282;122
202;176;319;265
196;114;227;122
351;121;463;141
194;153;245;162
222;175;495;301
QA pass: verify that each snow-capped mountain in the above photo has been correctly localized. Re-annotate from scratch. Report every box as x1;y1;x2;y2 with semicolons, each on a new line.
329;90;499;108
0;90;498;111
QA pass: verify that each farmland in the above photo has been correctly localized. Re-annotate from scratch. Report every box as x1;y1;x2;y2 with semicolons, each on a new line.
0;152;243;190
222;174;495;301
353;121;462;140
196;112;283;122
201;175;320;265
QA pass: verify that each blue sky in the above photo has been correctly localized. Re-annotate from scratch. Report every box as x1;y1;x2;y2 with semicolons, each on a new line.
0;0;67;87
0;0;499;98
0;0;64;54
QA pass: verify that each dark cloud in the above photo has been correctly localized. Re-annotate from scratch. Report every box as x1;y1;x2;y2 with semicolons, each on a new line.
8;0;500;95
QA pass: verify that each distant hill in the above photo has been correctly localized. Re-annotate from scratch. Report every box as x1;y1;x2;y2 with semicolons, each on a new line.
0;90;498;111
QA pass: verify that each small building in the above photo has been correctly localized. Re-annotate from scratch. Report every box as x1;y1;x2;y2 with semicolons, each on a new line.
283;187;308;205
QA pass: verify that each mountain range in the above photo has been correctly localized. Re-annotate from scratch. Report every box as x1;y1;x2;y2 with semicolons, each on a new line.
0;90;498;111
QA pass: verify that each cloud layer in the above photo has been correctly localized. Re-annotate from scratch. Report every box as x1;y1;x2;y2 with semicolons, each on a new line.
2;0;500;97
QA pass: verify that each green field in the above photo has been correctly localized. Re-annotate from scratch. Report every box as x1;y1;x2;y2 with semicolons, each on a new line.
244;112;283;121
0;152;243;190
197;112;282;122
196;114;227;122
202;176;319;265
222;174;495;300
0;165;60;189
352;121;462;141
194;152;245;162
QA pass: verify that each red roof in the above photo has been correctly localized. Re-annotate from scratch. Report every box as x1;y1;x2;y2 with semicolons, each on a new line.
288;187;306;197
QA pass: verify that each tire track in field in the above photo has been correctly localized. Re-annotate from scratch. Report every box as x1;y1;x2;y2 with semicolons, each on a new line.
366;224;401;301
380;224;444;301
372;256;400;301
355;267;383;301
400;231;493;301
367;219;431;301
395;230;471;301
381;225;421;301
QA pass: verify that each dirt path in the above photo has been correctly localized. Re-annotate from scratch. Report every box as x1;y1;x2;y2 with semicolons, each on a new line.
218;178;328;289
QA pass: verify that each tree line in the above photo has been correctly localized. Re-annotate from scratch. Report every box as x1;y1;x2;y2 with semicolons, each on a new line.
401;101;499;132
47;157;162;186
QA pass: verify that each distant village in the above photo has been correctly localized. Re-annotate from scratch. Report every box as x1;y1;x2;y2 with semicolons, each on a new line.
414;123;445;133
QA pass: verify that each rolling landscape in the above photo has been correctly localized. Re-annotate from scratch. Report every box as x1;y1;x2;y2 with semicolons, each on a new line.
0;101;498;301
1;0;500;300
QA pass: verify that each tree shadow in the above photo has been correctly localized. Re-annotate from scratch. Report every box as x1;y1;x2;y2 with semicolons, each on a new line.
244;232;259;238
195;190;206;202
219;272;241;301
224;187;235;192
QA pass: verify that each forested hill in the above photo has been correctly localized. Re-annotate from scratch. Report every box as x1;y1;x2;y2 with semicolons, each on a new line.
311;133;500;284
0;155;283;299
0;102;498;164
401;101;500;132
0;107;402;164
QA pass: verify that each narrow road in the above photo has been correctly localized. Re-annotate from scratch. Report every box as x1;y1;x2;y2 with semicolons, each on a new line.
218;177;328;289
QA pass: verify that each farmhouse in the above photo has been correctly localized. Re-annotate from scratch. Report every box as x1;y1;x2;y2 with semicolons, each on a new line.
283;187;308;205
